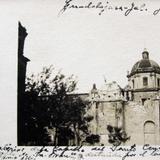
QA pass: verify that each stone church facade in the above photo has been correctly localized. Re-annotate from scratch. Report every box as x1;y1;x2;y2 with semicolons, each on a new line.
85;49;160;145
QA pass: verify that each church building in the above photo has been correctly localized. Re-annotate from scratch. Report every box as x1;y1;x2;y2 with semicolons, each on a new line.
87;49;160;145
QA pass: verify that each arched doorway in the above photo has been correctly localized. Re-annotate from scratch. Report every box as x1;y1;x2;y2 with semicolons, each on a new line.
144;121;155;144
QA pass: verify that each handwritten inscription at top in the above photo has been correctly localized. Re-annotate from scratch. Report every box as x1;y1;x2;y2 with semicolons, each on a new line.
59;0;160;16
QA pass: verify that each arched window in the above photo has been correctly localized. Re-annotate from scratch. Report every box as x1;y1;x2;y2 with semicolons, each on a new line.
144;121;155;144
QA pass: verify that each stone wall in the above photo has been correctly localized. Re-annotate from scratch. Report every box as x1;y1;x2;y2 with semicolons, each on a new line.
125;100;160;145
88;101;125;145
87;96;160;145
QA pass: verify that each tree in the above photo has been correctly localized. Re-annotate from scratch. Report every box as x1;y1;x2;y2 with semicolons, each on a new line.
107;125;130;146
21;65;93;145
85;134;100;145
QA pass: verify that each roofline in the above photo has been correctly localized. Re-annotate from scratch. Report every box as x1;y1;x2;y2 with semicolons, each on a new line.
37;93;89;98
132;88;160;92
68;93;89;96
127;70;160;78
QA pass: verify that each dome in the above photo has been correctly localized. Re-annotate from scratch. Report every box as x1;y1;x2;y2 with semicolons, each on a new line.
129;50;160;77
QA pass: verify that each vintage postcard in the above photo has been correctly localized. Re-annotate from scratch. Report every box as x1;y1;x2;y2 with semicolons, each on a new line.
1;0;160;159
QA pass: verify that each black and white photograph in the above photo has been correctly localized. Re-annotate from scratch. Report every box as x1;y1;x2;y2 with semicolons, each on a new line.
16;0;160;147
1;0;160;159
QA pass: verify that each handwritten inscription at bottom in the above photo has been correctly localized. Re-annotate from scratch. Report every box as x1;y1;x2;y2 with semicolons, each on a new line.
0;144;160;160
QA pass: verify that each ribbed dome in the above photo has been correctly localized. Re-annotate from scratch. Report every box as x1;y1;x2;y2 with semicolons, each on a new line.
129;50;160;76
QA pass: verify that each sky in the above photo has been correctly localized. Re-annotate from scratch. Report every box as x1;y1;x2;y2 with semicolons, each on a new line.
0;0;160;145
1;0;160;94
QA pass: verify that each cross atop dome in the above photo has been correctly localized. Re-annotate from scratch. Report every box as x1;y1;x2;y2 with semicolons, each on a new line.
142;48;149;59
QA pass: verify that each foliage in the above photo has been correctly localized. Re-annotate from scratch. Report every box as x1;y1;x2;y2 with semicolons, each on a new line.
85;134;100;145
21;65;93;145
107;125;130;146
25;65;76;96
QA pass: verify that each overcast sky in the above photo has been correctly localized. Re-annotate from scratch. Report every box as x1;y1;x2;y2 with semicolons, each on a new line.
1;0;160;94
